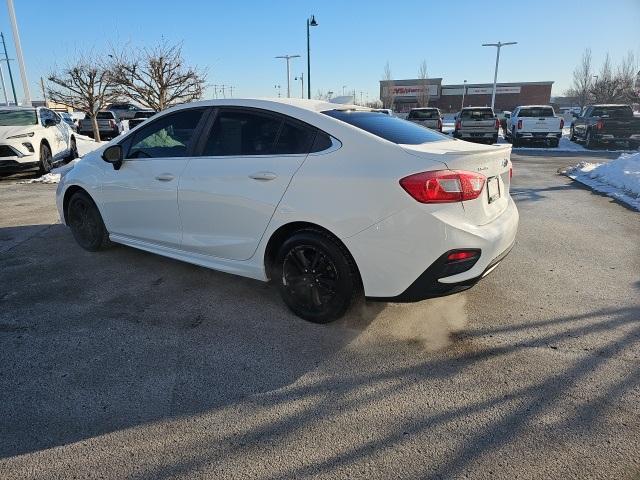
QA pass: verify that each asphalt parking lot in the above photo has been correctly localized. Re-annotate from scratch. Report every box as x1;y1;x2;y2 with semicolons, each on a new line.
0;151;639;479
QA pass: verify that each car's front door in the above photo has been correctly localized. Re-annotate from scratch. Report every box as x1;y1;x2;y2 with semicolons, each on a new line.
178;107;320;260
100;107;208;248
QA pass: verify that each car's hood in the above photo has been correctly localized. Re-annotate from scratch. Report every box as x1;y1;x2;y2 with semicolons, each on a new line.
0;125;37;139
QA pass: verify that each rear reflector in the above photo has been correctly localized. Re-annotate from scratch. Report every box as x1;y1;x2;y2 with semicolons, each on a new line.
399;170;486;203
447;250;480;262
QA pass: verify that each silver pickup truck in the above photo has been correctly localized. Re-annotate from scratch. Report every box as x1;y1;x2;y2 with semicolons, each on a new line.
453;107;499;144
406;108;443;132
78;111;124;140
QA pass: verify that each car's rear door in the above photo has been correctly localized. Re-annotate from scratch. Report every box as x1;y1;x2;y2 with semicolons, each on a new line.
100;107;208;248
177;107;319;260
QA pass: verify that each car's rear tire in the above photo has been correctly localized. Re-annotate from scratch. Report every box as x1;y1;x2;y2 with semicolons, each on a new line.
511;130;520;148
67;191;111;252
570;126;576;142
275;229;361;323
38;143;53;174
550;139;559;148
585;130;597;149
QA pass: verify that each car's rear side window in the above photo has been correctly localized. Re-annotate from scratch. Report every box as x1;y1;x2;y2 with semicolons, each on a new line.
460;109;494;120
408;109;439;120
518;107;555;117
323;110;446;144
272;120;316;155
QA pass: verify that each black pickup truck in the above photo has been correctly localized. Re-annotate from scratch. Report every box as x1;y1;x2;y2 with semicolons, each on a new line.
570;104;640;149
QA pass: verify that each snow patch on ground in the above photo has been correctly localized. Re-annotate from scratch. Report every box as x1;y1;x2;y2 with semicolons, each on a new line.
562;152;640;211
18;137;106;184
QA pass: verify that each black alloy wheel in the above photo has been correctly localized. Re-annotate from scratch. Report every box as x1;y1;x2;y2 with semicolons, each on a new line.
276;230;360;323
39;143;53;174
67;191;110;251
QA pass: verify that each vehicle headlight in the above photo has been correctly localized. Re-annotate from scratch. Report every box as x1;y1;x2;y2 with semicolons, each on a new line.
7;132;35;139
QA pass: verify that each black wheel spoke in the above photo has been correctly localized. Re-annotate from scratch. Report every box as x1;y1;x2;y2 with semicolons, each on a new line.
310;285;322;307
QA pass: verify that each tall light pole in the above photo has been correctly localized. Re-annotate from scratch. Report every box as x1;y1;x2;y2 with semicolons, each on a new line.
6;0;30;105
461;79;467;110
294;73;304;99
306;14;318;99
275;54;300;98
0;63;8;105
482;41;517;110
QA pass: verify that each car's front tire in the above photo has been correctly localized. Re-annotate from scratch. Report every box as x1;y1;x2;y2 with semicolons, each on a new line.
67;191;111;252
585;130;597;149
275;229;361;323
38;143;53;174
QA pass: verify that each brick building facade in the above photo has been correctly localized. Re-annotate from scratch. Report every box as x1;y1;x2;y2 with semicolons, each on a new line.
380;79;553;113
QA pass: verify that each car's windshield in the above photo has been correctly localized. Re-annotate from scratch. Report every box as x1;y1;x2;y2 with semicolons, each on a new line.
518;107;555;117
591;106;633;118
0;109;38;126
408;109;439;120
460;109;494;120
323;110;447;144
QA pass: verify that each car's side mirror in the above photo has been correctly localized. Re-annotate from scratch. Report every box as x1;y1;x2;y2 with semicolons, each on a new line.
44;118;56;127
102;144;123;170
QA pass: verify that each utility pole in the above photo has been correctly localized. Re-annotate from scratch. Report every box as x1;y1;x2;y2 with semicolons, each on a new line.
228;85;233;97
6;0;31;105
275;54;300;98
0;32;17;104
482;41;517;111
0;63;7;105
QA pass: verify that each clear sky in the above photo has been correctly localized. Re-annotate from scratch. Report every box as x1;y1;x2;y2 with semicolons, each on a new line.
0;0;638;103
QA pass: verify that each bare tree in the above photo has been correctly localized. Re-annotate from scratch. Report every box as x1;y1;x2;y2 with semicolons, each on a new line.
416;60;430;107
590;53;624;103
47;54;120;142
109;41;206;111
381;61;395;110
566;48;593;108
616;51;640;104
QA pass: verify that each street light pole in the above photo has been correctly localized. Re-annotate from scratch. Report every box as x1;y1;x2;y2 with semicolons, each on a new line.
306;15;318;100
0;63;8;105
294;73;304;99
275;54;300;98
6;0;30;105
461;79;467;110
482;41;517;111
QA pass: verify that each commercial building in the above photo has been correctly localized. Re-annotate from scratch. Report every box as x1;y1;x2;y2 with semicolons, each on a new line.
380;78;553;113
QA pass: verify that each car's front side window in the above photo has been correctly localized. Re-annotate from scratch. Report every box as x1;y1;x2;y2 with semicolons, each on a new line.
127;108;204;159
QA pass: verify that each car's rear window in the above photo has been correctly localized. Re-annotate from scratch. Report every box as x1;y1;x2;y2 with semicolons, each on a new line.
408;109;439;120
460;109;494;120
322;110;446;145
97;112;115;119
518;107;555;117
591;106;633;118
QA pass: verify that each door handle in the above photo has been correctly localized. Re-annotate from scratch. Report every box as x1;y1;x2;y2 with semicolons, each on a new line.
155;173;175;182
249;171;277;181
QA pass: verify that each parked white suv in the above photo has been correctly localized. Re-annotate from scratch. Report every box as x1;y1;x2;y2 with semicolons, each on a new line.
505;105;564;147
0;107;77;174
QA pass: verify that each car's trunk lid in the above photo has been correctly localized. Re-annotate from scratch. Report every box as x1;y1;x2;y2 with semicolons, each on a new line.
401;140;512;225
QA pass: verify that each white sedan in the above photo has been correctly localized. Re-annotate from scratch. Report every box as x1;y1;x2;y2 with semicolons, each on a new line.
56;99;518;323
0;106;78;174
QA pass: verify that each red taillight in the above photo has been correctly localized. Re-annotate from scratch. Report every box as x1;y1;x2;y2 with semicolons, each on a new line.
509;167;513;179
447;250;480;262
109;119;116;128
437;118;442;131
399;170;486;204
559;118;564;129
495;118;500;130
455;119;461;130
517;119;522;130
596;120;604;130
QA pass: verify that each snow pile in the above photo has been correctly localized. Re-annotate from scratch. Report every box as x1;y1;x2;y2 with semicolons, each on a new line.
563;152;640;210
19;172;61;184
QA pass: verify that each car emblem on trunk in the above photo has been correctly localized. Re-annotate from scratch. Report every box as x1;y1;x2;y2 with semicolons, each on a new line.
502;158;508;167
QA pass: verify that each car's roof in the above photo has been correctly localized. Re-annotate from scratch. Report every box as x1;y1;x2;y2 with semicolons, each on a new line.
409;107;438;111
589;104;630;107
172;98;365;114
461;106;493;110
516;105;553;108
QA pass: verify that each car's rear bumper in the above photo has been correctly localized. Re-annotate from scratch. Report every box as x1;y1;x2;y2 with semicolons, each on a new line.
515;132;561;140
344;197;519;299
454;131;498;139
593;133;640;142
